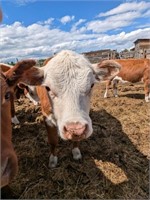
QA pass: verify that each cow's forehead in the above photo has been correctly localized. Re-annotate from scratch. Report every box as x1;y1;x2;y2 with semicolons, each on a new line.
43;50;94;91
44;65;94;94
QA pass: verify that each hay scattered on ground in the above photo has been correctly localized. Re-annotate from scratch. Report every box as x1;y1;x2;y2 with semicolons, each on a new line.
1;82;149;199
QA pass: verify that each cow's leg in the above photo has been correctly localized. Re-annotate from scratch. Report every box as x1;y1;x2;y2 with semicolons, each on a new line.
143;68;150;102
104;80;111;98
113;79;119;97
44;116;58;168
10;93;20;125
144;80;150;102
72;141;82;160
36;86;59;167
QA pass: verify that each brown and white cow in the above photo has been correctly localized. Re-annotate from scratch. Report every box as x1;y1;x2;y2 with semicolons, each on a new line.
101;59;150;102
0;63;41;125
1;50;120;174
25;50;120;167
1;60;43;187
0;63;21;124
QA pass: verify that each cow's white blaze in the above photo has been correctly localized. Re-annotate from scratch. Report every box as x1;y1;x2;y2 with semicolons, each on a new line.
42;50;95;140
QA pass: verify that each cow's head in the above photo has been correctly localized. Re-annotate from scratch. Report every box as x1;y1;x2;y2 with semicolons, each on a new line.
41;50;120;141
1;59;43;187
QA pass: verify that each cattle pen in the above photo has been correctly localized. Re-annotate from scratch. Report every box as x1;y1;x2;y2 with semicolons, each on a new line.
1;81;149;199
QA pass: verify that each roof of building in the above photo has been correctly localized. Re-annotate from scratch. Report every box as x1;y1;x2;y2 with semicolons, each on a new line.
134;39;150;44
82;49;112;55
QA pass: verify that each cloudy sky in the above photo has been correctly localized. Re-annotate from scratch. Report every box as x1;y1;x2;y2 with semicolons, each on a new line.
0;0;150;62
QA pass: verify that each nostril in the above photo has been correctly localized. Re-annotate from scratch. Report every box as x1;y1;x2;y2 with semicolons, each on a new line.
64;122;88;136
83;124;88;132
64;125;68;132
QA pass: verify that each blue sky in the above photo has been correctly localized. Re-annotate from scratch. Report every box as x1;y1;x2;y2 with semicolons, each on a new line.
0;0;150;62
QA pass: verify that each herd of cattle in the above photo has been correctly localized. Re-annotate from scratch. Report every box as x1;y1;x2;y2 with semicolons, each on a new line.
0;9;150;189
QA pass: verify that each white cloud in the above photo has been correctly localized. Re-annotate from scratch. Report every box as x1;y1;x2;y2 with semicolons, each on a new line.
37;18;54;26
143;9;150;17
11;0;37;6
0;20;149;62
71;19;86;32
60;15;75;24
136;23;150;29
97;1;150;17
86;11;141;33
86;1;150;33
0;1;150;62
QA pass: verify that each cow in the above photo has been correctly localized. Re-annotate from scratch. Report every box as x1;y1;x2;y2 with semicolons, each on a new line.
102;59;150;102
16;56;52;106
25;50;120;168
1;60;44;187
2;50;120;177
0;63;40;125
0;63;21;124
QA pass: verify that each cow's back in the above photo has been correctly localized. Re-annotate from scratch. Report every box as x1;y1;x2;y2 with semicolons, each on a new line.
113;59;149;83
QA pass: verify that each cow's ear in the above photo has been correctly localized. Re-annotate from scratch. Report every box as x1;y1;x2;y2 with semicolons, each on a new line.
92;60;121;81
5;60;44;86
17;83;27;89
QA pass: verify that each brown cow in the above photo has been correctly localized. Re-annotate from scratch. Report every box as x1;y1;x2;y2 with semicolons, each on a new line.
1;60;43;187
102;59;150;102
0;63;21;124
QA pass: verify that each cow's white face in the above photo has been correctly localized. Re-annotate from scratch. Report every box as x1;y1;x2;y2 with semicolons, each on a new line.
42;50;95;141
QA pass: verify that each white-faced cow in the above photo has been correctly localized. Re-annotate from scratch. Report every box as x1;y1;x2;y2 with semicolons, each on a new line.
101;59;150;102
23;50;120;168
1;60;44;187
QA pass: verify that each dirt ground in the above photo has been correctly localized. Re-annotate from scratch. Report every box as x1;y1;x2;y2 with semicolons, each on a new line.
1;82;150;199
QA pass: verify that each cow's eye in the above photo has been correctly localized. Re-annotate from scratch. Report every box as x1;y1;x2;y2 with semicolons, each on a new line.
46;86;50;92
91;83;94;88
5;92;11;100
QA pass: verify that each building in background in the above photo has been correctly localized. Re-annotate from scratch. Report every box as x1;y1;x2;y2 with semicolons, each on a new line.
83;39;150;62
83;49;119;63
120;39;150;59
119;48;135;59
134;39;150;59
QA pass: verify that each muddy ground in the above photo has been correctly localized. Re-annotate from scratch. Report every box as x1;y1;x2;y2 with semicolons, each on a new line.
1;82;150;199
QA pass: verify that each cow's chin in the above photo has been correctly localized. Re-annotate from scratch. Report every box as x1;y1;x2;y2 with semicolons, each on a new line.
62;132;86;141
